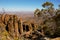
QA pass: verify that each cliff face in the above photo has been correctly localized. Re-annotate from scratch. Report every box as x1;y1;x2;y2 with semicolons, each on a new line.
0;14;38;40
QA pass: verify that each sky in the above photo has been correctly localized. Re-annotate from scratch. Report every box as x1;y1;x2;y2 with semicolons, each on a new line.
0;0;60;12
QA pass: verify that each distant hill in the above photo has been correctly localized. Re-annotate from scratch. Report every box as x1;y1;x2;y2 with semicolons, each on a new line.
0;11;34;21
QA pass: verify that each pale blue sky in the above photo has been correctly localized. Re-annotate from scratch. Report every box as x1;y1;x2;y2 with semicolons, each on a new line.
0;0;60;11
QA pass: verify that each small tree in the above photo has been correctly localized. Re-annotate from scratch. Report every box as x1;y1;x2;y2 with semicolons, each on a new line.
34;9;41;17
42;2;54;9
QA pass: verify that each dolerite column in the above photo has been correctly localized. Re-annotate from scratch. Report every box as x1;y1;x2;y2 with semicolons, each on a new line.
0;15;6;32
1;14;5;22
29;23;32;32
8;15;15;38
19;18;23;34
34;24;37;31
13;15;19;38
4;14;10;25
